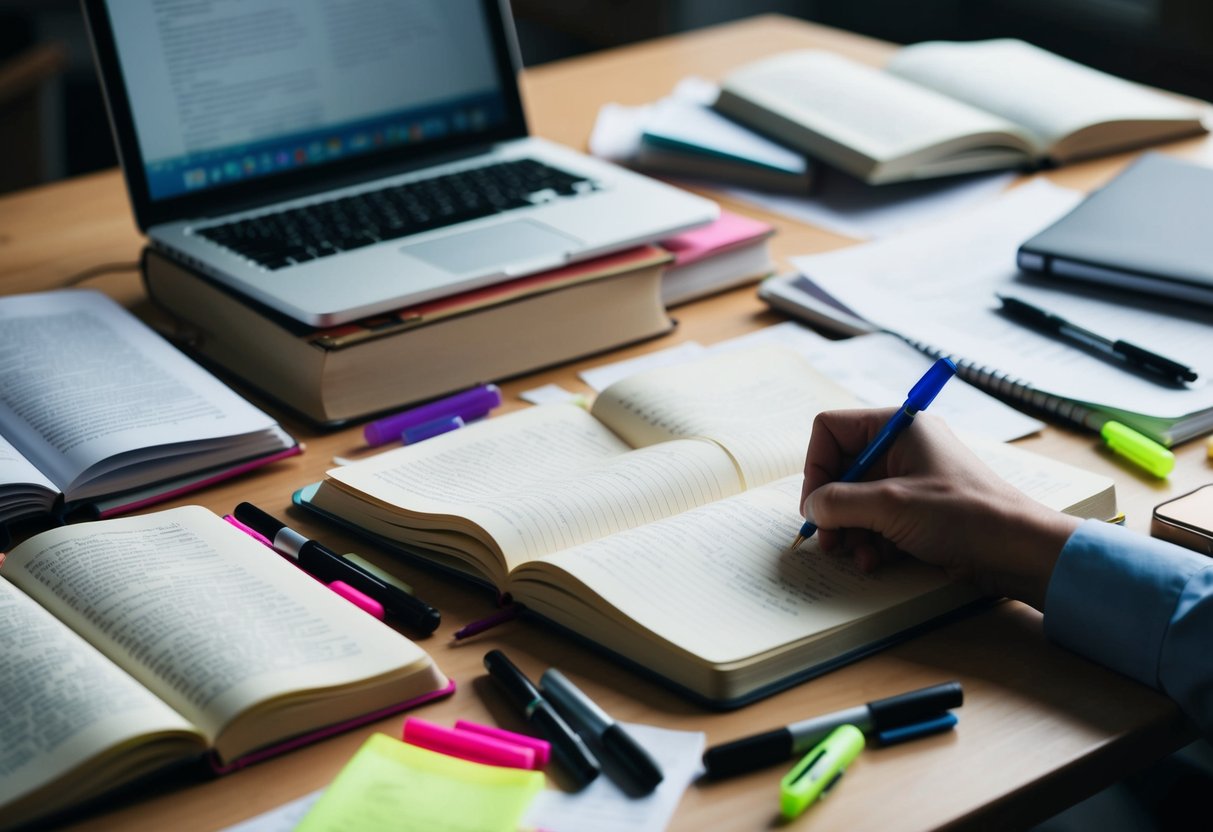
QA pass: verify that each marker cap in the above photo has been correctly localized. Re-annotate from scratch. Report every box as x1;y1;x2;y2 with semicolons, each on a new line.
779;724;865;820
1100;421;1174;478
905;358;957;412
402;717;537;769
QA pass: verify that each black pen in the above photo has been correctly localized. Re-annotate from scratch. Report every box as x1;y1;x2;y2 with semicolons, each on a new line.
702;681;963;779
996;294;1198;385
540;668;663;793
484;650;601;788
233;502;440;634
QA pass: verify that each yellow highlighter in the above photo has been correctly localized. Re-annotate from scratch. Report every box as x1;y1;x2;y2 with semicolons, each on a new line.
1100;421;1175;479
779;724;865;820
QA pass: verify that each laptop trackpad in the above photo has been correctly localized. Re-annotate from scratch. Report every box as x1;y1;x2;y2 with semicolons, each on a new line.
400;220;582;276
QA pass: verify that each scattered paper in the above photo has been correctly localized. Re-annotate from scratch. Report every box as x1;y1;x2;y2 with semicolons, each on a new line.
580;342;707;391
522;723;705;832
709;323;1044;442
295;734;544;832
520;383;585;406
221;791;321;832
720;168;1015;240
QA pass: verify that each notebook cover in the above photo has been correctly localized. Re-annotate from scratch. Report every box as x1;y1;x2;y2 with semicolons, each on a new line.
208;678;457;775
1018;153;1213;303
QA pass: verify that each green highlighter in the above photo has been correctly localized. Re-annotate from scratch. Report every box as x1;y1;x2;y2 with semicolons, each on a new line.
1100;420;1175;479
779;724;865;820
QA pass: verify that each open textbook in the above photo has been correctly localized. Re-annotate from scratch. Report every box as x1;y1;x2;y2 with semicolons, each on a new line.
0;506;452;831
768;180;1213;447
298;347;1115;706
0;290;299;530
715;39;1207;184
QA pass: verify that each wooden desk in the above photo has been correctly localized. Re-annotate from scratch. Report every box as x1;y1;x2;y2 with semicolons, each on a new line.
3;14;1210;832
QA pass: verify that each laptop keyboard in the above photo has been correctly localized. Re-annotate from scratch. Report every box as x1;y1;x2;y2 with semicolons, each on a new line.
196;158;597;271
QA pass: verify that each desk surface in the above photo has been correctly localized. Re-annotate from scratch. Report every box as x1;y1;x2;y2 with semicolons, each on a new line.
3;14;1211;832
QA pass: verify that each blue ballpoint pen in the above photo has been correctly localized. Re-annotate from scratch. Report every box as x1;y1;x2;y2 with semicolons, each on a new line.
791;357;957;550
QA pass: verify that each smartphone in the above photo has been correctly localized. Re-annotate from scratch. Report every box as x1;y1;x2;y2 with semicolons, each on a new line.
1151;484;1213;556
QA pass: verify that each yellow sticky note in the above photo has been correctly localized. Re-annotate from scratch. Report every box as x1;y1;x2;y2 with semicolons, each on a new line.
297;733;545;832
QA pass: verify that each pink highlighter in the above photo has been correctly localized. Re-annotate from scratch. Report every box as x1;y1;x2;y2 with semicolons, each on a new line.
223;514;384;619
402;717;548;770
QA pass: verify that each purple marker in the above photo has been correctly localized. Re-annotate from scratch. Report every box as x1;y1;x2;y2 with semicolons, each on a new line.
364;383;502;446
402;415;464;445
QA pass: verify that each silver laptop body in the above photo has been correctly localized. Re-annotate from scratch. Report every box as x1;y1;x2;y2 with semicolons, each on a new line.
84;0;717;326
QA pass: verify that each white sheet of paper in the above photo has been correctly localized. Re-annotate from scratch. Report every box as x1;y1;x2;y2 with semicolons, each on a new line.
709;323;1044;441
791;179;1213;420
221;791;321;832
520;383;585;406
522;723;705;832
721;168;1016;240
580;342;707;392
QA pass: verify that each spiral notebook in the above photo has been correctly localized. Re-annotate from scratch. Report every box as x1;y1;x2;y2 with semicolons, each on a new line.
767;179;1213;446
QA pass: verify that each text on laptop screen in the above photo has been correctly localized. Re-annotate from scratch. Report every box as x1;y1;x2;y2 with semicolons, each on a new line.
105;0;508;201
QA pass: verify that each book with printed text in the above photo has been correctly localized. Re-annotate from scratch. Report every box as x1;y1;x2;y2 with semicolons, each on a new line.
0;506;452;831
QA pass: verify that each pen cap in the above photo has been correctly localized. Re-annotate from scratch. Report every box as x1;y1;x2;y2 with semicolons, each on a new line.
539;669;610;737
484;649;541;710
602;724;664;792
702;729;793;778
1100;421;1175;478
904;358;957;412
867;681;963;730
779;724;865;820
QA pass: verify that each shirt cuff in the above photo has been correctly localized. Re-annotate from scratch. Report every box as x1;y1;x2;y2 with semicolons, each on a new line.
1044;519;1209;688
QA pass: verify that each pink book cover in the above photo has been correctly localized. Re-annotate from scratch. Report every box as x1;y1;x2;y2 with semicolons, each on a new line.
661;210;774;268
208;677;458;775
94;443;304;519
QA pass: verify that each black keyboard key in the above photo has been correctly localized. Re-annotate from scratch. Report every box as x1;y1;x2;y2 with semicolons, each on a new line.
196;158;594;270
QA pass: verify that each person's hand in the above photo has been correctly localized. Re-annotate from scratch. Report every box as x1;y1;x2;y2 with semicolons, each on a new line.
800;408;1080;610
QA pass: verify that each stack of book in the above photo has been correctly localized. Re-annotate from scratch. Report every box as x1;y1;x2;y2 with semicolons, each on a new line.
145;209;778;426
143;246;676;427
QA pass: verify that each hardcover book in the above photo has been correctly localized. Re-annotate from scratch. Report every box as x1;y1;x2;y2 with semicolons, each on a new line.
143;246;675;426
715;39;1206;185
0;290;299;532
0;506;452;831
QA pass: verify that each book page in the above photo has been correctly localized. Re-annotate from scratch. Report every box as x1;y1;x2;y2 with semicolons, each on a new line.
519;477;959;664
0;432;59;523
888;39;1204;157
590;345;860;487
3;506;432;760
0;577;202;823
0;290;286;501
322;404;744;570
721;50;1034;162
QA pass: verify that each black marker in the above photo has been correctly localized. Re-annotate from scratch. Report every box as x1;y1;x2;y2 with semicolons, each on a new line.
702;681;963;778
233;502;440;634
484;650;601;788
541;668;664;793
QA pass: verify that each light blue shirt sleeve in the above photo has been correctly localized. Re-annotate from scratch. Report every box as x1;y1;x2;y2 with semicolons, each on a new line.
1044;519;1213;735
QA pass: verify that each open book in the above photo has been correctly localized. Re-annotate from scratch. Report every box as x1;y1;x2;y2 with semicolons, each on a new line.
0;290;299;531
299;347;1115;706
0;506;452;831
714;39;1208;185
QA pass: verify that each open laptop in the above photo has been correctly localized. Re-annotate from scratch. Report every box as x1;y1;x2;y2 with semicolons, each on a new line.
82;0;717;326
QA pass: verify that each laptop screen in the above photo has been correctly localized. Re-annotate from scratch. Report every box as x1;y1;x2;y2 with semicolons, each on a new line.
102;1;511;202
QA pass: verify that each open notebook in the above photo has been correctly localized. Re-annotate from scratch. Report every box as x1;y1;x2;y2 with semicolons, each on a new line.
767;180;1213;447
296;346;1115;707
